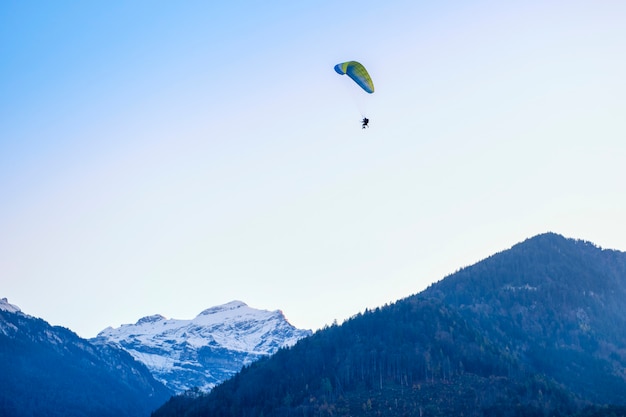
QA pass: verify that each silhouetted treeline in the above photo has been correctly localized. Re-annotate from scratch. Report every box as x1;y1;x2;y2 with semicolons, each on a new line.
154;298;574;417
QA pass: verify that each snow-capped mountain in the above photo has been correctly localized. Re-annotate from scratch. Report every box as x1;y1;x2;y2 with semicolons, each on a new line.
92;300;312;393
0;297;21;314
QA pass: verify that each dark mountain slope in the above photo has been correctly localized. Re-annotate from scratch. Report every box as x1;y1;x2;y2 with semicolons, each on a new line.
152;233;626;417
154;298;575;417
421;232;626;404
154;233;626;417
0;305;172;417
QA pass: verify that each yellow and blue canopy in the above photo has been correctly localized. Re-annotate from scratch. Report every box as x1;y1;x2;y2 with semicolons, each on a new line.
334;61;374;94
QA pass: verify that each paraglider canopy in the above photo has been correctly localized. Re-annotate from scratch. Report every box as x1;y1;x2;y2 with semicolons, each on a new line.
334;61;375;94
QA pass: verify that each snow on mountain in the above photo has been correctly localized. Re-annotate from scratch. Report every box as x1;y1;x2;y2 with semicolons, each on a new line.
92;300;312;393
0;298;21;314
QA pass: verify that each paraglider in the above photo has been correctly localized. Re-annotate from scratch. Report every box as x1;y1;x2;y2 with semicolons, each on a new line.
334;61;374;129
334;61;375;94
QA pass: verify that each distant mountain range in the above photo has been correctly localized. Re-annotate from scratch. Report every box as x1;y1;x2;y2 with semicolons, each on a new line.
92;300;312;393
152;233;626;417
0;298;311;416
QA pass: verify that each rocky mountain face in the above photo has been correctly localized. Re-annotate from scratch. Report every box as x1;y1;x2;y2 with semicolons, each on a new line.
0;298;172;417
92;300;312;393
152;233;626;417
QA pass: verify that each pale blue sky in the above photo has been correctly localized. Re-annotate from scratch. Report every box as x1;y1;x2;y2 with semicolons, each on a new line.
2;1;626;338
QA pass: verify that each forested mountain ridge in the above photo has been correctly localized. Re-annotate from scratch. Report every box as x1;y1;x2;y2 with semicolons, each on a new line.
421;232;626;404
0;299;172;417
153;233;626;417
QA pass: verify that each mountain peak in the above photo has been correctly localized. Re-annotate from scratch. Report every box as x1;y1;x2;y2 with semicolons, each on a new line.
94;301;312;393
198;300;248;316
425;232;619;299
0;298;21;314
136;314;167;325
516;232;601;251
